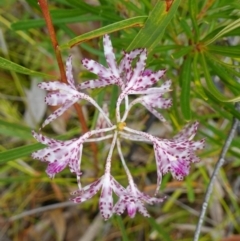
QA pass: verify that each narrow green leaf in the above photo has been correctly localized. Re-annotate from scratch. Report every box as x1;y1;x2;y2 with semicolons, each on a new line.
203;88;240;120
0;57;55;78
185;176;195;202
207;45;240;58
180;55;192;121
60;16;147;49
171;46;192;59
200;53;240;102
126;0;181;53
192;53;208;100
205;18;240;45
202;26;240;42
147;217;172;241
67;0;122;21
11;15;105;31
115;216;129;241
179;17;193;40
0;119;32;140
189;0;199;42
154;45;181;52
206;56;240;91
0;143;44;164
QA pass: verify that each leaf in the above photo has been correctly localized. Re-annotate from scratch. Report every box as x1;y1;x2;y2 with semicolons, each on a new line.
185;176;195;202
0;57;56;78
115;216;129;241
203;88;240;120
207;45;240;58
179;17;193;40
126;0;181;53
202;26;240;42
0;143;44;164
11;15;105;31
206;56;240;91
189;0;199;42
60;16;147;49
200;53;240;102
67;0;122;21
0;119;32;140
204;18;240;45
192;53;208;100
147;217;173;241
180;55;192;121
171;46;192;59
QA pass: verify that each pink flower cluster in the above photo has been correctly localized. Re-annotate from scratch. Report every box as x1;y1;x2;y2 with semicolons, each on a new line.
32;35;204;220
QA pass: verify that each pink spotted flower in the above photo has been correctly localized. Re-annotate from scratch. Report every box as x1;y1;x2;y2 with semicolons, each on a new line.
71;173;125;220
32;126;116;189
78;35;166;95
113;181;165;218
123;121;205;194
38;56;112;128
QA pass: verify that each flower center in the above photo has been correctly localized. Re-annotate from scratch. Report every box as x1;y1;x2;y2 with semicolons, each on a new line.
117;122;126;131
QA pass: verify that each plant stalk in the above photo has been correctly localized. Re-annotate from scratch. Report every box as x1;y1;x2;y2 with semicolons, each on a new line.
193;103;240;241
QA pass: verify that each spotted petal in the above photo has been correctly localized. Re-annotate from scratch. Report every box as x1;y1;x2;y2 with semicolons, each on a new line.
65;56;76;88
32;131;83;185
151;127;205;192
103;34;119;77
71;178;103;203
173;121;200;141
113;184;164;218
99;173;113;220
39;80;99;128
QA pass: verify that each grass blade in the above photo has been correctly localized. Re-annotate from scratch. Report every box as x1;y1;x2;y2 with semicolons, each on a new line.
60;16;147;49
180;55;192;121
0;57;56;78
126;0;181;52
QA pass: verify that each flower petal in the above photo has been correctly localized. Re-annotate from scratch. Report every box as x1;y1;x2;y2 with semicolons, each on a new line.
71;178;103;203
125;49;147;90
38;81;72;92
99;174;113;220
173;121;199;141
144;105;167;122
46;161;68;178
78;79;114;89
170;159;190;180
103;35;119;77
45;91;71;106
65;56;76;88
41;99;76;128
82;59;116;81
128;69;166;93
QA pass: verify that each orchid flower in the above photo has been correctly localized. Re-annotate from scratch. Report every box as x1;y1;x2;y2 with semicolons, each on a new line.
113;182;165;218
39;56;112;129
71;173;125;220
32;126;116;189
123;122;205;194
32;34;205;219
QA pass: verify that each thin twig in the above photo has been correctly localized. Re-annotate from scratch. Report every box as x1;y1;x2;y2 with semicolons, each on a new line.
193;103;240;241
38;0;99;173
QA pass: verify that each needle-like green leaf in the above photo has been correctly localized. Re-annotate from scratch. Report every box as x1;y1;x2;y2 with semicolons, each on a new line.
0;57;56;78
60;16;147;49
180;55;192;121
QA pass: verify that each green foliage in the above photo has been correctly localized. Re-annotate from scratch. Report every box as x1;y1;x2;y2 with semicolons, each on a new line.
0;0;240;240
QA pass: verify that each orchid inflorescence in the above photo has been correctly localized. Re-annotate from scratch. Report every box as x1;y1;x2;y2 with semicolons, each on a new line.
32;35;204;220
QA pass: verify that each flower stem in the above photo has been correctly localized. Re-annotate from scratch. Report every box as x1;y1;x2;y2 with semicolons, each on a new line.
193;103;240;241
104;131;118;173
